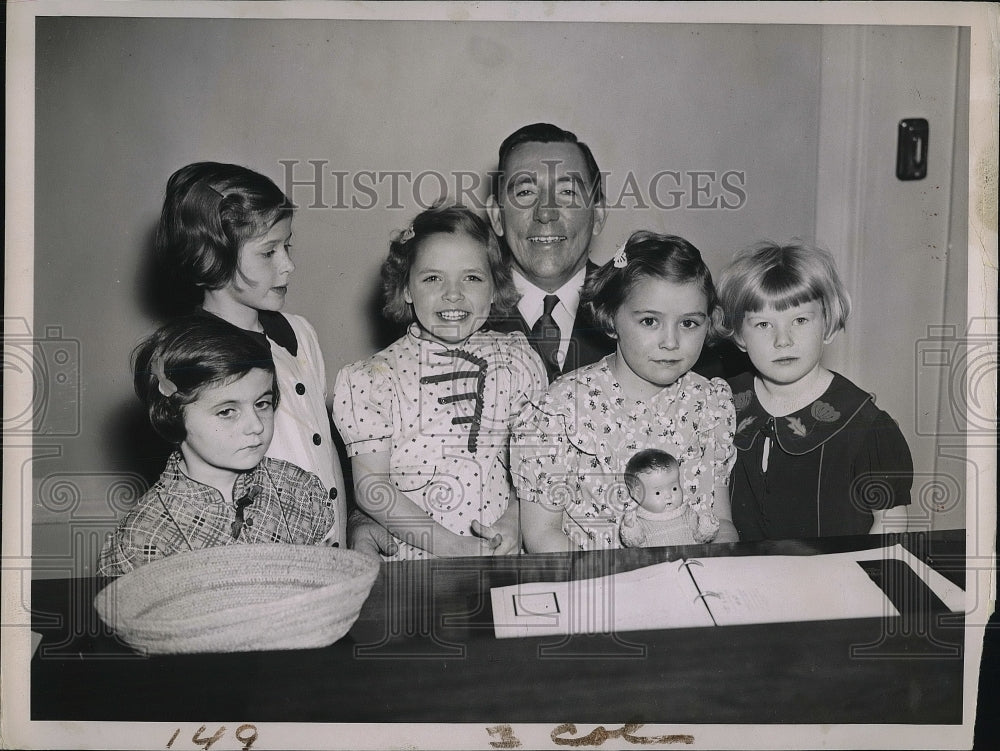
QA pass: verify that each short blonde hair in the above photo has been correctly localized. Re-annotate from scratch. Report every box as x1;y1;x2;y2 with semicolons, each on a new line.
717;241;851;342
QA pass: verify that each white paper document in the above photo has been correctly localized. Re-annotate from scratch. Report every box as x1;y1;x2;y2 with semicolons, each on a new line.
830;543;967;612
491;544;965;639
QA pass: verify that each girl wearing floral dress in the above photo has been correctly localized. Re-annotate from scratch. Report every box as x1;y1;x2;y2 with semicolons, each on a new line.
511;231;738;552
333;204;547;560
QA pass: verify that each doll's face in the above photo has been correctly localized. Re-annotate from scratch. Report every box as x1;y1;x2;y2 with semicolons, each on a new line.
630;468;683;513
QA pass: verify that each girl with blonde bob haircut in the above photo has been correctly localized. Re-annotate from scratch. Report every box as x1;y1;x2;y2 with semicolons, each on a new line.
717;241;912;542
717;241;851;342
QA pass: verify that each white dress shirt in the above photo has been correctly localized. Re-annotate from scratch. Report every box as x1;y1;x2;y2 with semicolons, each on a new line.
512;266;586;369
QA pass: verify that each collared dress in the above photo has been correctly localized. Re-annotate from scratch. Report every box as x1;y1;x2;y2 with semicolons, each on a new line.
97;453;336;577
727;371;913;541
197;309;346;545
332;326;548;560
510;358;736;551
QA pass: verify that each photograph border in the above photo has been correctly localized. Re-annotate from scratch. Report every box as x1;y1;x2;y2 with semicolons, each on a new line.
4;2;996;749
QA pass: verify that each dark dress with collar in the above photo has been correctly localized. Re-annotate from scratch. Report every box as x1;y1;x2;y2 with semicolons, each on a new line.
487;261;737;382
727;371;913;541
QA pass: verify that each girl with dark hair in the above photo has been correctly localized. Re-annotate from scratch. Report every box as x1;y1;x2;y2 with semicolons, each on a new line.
155;162;346;544
98;316;336;576
512;231;738;552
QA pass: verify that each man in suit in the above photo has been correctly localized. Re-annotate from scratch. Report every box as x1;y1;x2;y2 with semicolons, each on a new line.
348;124;610;555
486;123;615;382
348;124;739;554
485;122;736;382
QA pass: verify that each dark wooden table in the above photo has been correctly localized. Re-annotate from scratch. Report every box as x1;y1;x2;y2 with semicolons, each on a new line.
30;530;966;724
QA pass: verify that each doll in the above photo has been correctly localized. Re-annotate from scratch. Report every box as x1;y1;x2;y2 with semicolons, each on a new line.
619;449;718;547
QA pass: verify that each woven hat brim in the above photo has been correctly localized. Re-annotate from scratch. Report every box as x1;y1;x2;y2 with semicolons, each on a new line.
95;544;380;654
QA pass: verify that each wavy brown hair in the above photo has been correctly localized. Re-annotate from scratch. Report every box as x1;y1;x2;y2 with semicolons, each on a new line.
381;202;519;324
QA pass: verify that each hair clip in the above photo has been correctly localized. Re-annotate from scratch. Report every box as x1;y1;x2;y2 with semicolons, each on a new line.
151;355;178;398
612;241;628;268
207;184;226;200
399;226;415;243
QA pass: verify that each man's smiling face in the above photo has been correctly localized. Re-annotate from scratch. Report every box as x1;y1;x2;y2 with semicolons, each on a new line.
488;141;606;293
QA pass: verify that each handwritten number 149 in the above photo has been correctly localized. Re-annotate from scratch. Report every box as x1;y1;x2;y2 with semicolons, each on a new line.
166;724;258;750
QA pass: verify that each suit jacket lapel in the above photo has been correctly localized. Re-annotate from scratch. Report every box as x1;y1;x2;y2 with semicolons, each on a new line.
486;310;532;338
487;261;616;382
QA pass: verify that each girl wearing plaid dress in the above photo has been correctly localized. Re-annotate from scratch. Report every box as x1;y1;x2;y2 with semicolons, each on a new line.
98;316;336;576
154;162;347;544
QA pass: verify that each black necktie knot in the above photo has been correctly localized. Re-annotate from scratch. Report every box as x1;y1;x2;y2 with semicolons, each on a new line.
532;295;562;372
542;294;559;317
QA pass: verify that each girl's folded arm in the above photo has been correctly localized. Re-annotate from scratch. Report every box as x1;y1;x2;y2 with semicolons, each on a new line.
97;532;134;577
510;410;575;553
302;473;339;545
350;451;490;558
701;378;739;543
98;510;151;577
861;410;913;534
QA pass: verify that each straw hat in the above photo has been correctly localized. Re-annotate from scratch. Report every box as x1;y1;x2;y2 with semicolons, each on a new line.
94;544;380;654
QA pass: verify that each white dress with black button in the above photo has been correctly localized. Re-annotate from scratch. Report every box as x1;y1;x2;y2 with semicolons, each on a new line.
265;313;346;545
333;326;547;560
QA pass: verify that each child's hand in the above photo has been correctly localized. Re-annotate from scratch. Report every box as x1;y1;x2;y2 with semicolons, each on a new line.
471;519;520;556
694;512;721;544
347;509;398;558
443;532;497;557
618;510;645;547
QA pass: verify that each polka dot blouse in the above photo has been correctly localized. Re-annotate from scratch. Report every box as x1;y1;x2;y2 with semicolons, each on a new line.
333;326;547;560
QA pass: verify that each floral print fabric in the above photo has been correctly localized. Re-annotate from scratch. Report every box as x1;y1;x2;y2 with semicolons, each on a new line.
511;357;736;550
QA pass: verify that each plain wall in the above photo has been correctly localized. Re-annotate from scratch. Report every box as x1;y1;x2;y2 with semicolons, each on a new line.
32;18;838;575
815;25;969;533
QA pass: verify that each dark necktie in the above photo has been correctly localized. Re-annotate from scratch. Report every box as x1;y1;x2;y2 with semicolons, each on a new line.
531;294;562;372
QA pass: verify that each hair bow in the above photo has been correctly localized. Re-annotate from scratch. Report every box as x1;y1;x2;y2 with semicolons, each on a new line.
399;226;415;243
612;241;628;268
152;354;178;398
